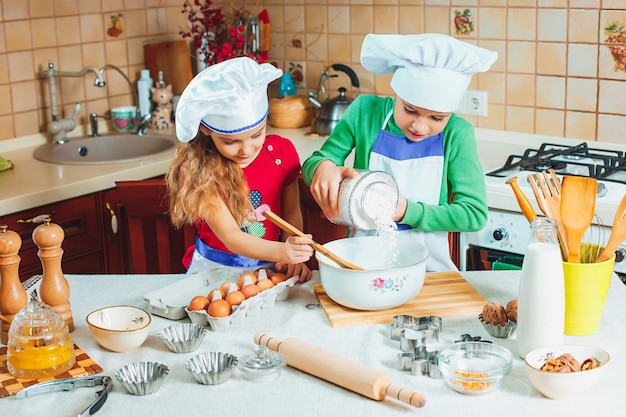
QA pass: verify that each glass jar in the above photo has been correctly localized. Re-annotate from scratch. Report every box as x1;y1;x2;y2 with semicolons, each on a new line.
7;296;75;379
516;218;565;359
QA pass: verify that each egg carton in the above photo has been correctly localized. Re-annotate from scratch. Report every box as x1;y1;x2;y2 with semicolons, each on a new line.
186;276;298;332
143;269;298;332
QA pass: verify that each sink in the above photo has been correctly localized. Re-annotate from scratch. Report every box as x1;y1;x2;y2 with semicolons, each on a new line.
33;134;178;165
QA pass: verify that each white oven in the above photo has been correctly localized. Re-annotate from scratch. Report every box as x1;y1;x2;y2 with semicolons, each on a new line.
462;141;626;281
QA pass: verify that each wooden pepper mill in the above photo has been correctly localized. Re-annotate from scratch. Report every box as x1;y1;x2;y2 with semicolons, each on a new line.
0;225;28;345
32;218;74;332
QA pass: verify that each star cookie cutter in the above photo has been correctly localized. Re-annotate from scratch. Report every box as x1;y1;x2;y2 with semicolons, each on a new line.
390;315;442;343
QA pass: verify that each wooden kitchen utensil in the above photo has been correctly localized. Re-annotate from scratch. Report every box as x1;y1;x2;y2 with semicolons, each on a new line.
506;176;537;222
32;218;74;332
0;225;28;345
254;333;426;408
262;210;363;270
527;170;569;260
560;176;597;263
596;194;626;262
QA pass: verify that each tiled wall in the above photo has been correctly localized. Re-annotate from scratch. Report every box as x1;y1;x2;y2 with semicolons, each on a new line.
1;0;625;144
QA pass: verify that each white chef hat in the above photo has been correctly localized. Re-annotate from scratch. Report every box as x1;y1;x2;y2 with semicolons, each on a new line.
175;57;282;142
360;33;498;112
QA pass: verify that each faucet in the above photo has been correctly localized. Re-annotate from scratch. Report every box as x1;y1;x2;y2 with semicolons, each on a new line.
42;60;106;144
98;64;151;136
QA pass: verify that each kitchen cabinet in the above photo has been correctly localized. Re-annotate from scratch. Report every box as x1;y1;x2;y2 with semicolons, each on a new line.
0;194;105;281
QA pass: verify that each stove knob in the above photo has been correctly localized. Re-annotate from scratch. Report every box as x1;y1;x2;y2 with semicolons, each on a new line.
615;247;625;264
492;226;509;245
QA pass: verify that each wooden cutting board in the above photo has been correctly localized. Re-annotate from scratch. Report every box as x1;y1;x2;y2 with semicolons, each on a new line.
312;271;487;327
144;40;193;96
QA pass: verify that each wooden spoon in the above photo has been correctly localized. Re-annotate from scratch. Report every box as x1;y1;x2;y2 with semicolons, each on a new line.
560;176;597;263
262;209;364;270
597;194;626;262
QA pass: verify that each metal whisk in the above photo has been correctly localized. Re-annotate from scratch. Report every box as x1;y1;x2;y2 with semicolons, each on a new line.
581;214;606;263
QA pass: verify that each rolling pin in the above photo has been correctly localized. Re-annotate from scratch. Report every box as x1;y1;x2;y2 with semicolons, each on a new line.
254;333;426;408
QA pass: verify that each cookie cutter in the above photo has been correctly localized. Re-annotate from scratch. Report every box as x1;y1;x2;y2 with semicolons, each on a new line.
397;346;442;379
400;328;426;352
390;315;442;343
455;334;492;344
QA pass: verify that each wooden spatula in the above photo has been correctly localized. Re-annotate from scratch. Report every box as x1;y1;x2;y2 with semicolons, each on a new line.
597;194;626;263
262;209;364;270
560;176;597;263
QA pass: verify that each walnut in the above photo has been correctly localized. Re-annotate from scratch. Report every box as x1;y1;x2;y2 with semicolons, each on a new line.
506;299;518;323
481;302;507;326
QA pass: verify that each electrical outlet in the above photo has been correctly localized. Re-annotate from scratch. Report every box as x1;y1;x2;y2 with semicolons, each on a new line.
460;90;488;117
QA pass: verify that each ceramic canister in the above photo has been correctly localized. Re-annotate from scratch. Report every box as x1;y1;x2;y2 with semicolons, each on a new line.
330;170;399;230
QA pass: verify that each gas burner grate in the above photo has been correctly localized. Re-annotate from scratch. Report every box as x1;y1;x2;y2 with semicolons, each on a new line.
486;142;626;184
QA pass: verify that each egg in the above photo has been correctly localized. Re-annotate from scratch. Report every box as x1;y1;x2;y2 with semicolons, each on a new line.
225;290;246;306
255;268;271;280
220;280;237;295
257;276;275;291
237;272;257;289
188;295;210;311
208;288;225;301
241;283;261;299
207;299;231;317
270;272;288;285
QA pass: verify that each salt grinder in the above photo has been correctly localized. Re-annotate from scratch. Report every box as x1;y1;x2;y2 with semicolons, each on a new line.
0;225;28;344
32;218;74;332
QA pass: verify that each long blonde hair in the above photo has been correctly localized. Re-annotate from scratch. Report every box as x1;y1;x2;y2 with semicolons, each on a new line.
166;131;253;228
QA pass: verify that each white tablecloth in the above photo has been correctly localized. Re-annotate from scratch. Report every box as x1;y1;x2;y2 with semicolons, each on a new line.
3;271;624;417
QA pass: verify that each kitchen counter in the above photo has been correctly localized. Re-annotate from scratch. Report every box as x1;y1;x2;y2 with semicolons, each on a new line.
2;270;624;417
3;126;626;218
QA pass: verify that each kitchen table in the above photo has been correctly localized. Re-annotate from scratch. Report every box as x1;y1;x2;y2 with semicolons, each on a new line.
2;271;624;417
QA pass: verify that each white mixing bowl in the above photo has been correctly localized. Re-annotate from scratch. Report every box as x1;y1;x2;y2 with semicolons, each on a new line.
316;236;429;310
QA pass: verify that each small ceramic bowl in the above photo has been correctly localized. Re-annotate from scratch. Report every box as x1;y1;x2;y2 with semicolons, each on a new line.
186;352;238;385
86;305;151;352
158;323;207;354
524;345;610;400
115;361;169;396
438;341;513;395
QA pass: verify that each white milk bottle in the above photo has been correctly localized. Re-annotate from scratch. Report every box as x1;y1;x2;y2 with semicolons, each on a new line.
516;217;564;359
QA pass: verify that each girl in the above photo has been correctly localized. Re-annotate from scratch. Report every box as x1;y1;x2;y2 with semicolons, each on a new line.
167;57;313;282
302;34;498;272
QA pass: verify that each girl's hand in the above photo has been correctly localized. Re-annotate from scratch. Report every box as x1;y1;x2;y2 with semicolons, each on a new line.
275;261;312;283
281;235;314;265
310;161;358;219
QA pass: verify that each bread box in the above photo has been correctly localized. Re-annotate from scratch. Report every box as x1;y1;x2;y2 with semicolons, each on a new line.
268;95;315;129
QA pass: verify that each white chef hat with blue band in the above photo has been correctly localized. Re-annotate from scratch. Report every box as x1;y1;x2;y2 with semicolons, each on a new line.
175;57;283;142
360;33;498;113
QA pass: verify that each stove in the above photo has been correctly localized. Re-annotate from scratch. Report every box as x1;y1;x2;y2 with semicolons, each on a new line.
464;142;626;277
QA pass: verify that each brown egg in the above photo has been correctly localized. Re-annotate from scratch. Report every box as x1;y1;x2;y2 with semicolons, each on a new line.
237;272;257;289
270;272;287;285
207;299;231;317
225;290;246;306
220;280;237;295
255;268;271;280
241;283;261;299
188;295;210;311
208;288;225;301
257;277;275;291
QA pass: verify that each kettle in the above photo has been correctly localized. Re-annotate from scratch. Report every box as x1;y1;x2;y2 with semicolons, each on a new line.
308;64;360;136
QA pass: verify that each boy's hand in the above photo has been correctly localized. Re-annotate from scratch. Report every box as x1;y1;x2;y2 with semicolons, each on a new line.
310;161;358;219
393;195;408;222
